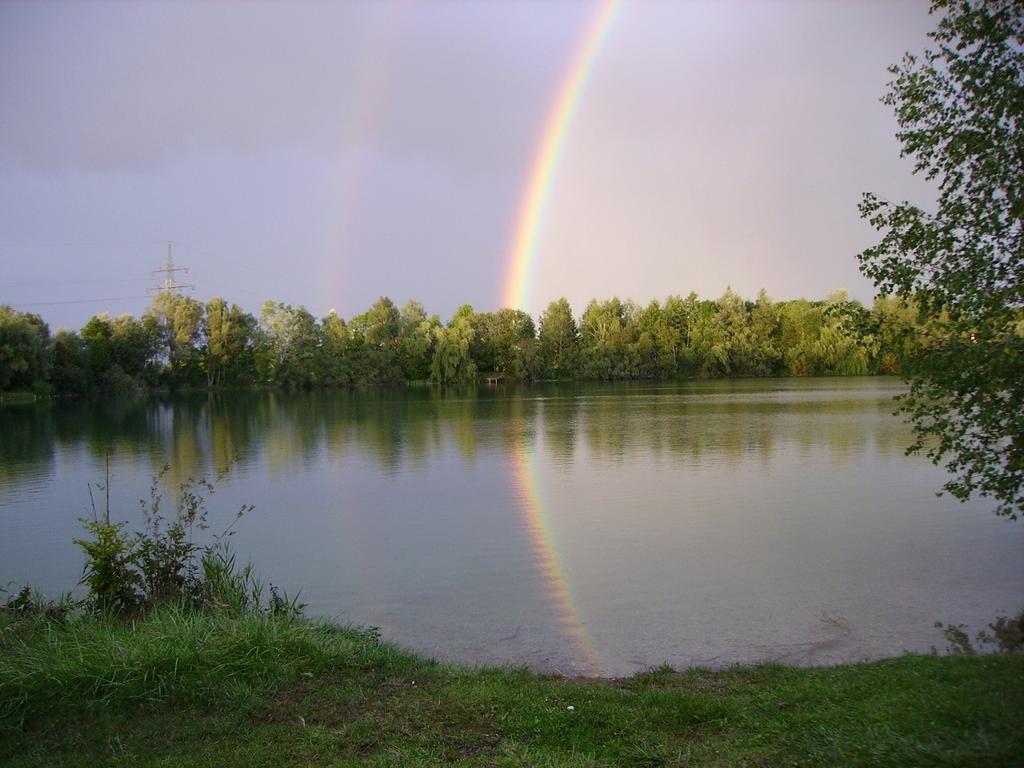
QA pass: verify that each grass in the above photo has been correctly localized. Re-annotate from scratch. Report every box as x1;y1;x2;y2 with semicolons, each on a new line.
0;390;39;404
2;605;1022;767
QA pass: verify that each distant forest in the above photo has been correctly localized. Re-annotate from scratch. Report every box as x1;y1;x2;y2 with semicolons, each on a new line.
1;289;928;394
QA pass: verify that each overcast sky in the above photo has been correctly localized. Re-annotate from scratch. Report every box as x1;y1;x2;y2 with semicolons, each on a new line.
0;0;935;330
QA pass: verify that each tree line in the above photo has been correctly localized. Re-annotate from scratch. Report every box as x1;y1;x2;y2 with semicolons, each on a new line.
0;288;926;394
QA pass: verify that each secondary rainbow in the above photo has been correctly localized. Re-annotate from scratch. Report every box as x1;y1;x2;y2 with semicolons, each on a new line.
327;3;405;311
510;436;602;675
501;0;623;311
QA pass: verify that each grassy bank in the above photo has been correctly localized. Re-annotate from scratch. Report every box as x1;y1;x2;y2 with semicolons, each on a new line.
2;605;1022;768
0;390;41;405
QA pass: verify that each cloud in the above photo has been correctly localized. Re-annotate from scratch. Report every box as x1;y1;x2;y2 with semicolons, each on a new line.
0;1;588;174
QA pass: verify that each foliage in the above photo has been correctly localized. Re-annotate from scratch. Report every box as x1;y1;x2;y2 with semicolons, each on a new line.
146;292;204;386
3;481;1022;764
73;463;142;613
202;298;254;387
578;298;628;379
935;609;1024;656
1;585;73;624
135;475;210;604
74;516;141;613
0;306;49;391
430;307;477;385
538;297;579;379
397;300;438;382
357;296;402;350
2;611;1022;767
465;307;536;377
7;287;945;396
42;329;87;395
858;0;1024;517
73;464;253;613
259;300;321;387
0;600;345;729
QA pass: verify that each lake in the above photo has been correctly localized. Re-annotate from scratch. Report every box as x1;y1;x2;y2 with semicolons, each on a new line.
2;378;1021;676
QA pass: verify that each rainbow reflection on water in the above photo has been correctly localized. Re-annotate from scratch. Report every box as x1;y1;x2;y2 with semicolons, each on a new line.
509;431;602;675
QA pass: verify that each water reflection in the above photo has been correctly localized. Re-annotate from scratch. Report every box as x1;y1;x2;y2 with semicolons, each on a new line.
0;380;915;493
509;413;601;675
2;379;1021;676
0;402;56;491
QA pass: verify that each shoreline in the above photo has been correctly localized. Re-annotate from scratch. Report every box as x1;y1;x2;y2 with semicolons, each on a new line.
3;603;1021;767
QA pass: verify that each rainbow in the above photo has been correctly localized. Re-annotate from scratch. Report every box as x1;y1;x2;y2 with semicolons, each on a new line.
510;433;602;676
501;0;624;312
327;3;405;311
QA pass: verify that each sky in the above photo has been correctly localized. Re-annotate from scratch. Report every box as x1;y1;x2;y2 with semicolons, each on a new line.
0;0;936;331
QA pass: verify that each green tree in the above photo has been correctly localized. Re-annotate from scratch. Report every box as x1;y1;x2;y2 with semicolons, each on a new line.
203;298;231;388
431;312;476;385
632;300;674;379
259;301;320;387
656;296;689;375
815;291;870;377
343;298;404;387
490;308;536;380
80;314;114;384
716;288;752;375
398;300;438;382
689;299;728;377
49;328;89;394
537;298;578;380
668;292;704;375
79;313;153;393
579;298;636;380
778;300;824;376
749;289;782;375
345;297;404;386
858;0;1023;517
359;296;402;350
225;306;258;384
146;292;203;385
110;313;159;385
870;295;923;374
319;310;351;386
0;305;50;391
203;298;253;387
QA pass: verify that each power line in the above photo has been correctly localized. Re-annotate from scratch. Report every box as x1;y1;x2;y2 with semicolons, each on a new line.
1;277;152;288
148;241;194;295
7;295;153;308
171;239;321;294
4;240;319;313
200;277;272;306
0;240;164;249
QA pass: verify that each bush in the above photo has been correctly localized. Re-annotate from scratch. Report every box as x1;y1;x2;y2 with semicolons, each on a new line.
74;463;260;614
935;611;1024;656
0;585;72;624
74;516;141;613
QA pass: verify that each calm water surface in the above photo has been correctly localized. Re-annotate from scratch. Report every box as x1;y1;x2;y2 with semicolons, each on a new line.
2;379;1021;676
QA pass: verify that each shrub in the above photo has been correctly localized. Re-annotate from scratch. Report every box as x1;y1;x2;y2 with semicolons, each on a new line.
74;462;258;614
935;611;1024;656
75;516;141;613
